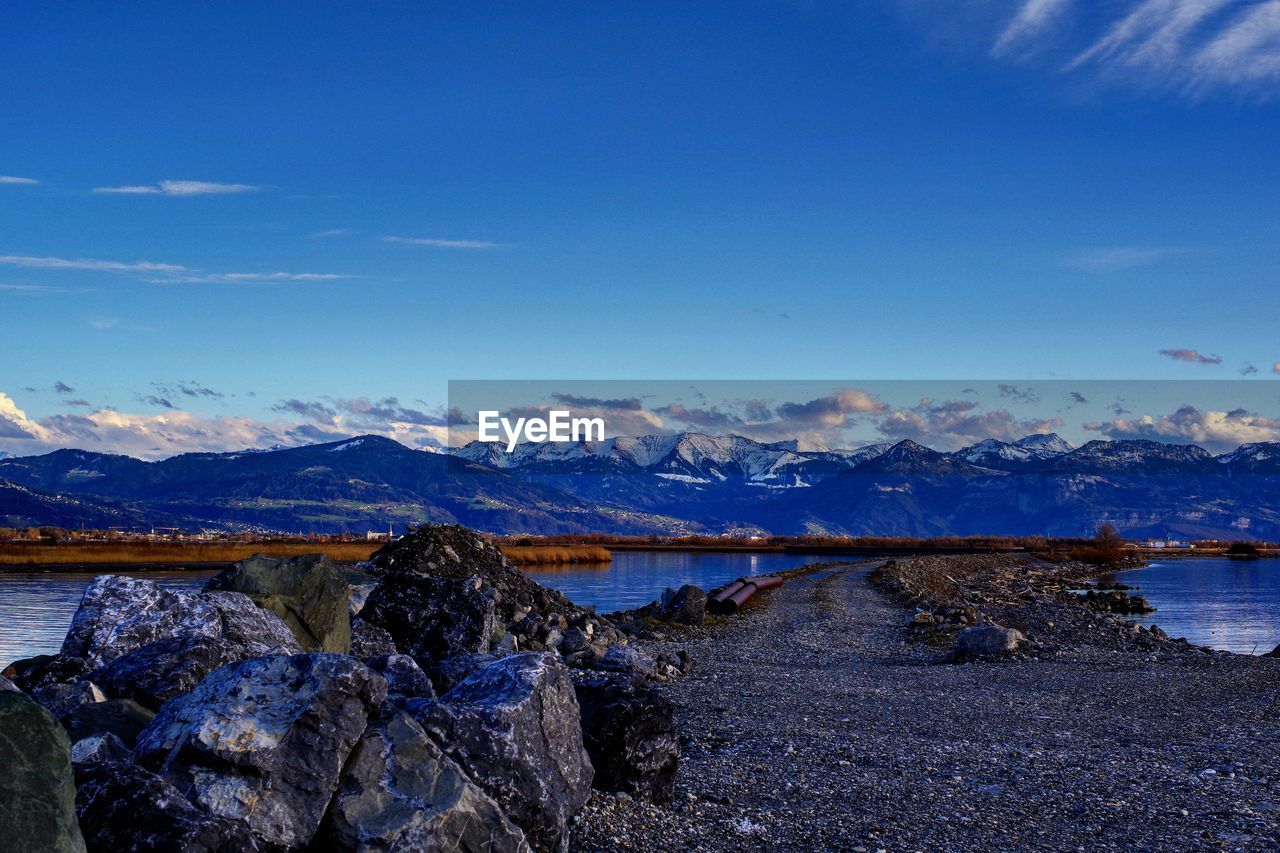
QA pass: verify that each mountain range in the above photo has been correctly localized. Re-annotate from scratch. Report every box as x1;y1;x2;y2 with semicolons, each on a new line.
2;432;1279;539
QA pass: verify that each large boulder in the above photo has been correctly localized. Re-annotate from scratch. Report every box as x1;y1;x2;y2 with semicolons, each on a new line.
0;692;87;852
31;680;107;719
659;584;707;625
61;575;300;669
206;553;352;653
322;711;529;852
952;625;1025;661
70;733;133;766
359;573;496;662
573;674;679;803
408;652;593;851
364;654;435;701
349;619;398;658
91;635;244;710
75;761;260;852
427;653;499;695
135;653;386;850
3;653;89;691
63;698;155;747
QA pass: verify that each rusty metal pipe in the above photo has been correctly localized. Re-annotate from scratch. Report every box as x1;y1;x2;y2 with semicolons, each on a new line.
720;575;783;613
710;579;746;604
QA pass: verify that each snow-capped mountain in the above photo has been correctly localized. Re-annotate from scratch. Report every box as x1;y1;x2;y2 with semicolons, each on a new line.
952;433;1074;470
1216;442;1280;473
454;432;891;487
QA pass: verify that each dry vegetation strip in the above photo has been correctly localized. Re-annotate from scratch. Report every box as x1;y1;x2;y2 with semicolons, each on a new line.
499;545;612;564
0;541;382;566
0;540;613;567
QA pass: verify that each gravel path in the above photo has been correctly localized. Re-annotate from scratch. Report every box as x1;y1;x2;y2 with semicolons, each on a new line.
571;562;1280;851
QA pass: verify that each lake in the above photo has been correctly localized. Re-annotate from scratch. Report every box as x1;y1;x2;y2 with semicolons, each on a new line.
1105;557;1280;655
0;550;819;667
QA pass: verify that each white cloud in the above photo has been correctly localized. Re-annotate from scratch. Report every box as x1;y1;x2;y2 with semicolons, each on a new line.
994;0;1072;57
1084;404;1280;451
0;254;186;273
1066;246;1186;271
0;284;57;294
912;0;1280;96
0;390;447;460
1191;0;1280;89
149;272;350;284
311;228;355;239
87;318;120;329
93;180;261;196
382;236;500;249
1273;361;1280;374
0;175;38;185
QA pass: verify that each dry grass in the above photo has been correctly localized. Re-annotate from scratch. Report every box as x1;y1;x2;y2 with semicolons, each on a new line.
498;545;612;565
0;541;380;566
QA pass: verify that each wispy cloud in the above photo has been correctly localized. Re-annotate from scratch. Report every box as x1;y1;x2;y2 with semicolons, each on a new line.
88;318;120;329
53;381;74;394
1159;347;1223;364
382;236;500;249
1066;245;1186;271
0;175;38;185
1273;361;1280;375
993;0;1072;57
311;228;355;239
1;252;349;286
0;254;186;273
149;272;350;284
1240;362;1258;375
0;283;59;294
911;0;1280;97
93;180;261;196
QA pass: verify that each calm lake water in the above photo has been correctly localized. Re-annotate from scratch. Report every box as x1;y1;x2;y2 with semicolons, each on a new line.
1105;557;1280;655
0;550;817;667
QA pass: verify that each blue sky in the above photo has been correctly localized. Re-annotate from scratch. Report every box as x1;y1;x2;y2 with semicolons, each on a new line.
2;1;1279;457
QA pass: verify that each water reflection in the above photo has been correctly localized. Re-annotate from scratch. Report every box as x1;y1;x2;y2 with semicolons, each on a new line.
0;570;216;668
521;550;817;612
1106;558;1280;655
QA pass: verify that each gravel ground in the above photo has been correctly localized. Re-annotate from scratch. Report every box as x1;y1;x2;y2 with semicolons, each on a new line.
571;560;1280;851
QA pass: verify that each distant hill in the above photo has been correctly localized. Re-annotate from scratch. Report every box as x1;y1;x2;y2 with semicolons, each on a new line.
3;432;1279;538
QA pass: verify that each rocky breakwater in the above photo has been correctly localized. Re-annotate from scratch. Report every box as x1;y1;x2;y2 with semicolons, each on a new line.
871;554;1190;659
0;523;682;851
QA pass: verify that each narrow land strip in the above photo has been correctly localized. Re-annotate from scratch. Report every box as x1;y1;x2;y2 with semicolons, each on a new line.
573;562;1280;850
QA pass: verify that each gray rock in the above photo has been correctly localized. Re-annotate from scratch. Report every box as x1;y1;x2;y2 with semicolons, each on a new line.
61;575;299;669
408;652;593;851
135;653;386;850
63;698;155;747
573;674;679;803
0;674;18;692
75;761;260;852
91;635;244;710
323;711;529;852
365;653;435;700
0;692;87;852
350;619;398;657
593;645;658;681
659;584;707;625
953;625;1025;661
3;653;89;691
347;566;380;617
70;732;133;766
31;680;106;719
360;572;496;662
428;653;500;695
206;553;352;653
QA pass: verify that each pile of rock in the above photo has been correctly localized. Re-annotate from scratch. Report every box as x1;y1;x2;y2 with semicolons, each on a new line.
0;523;683;851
